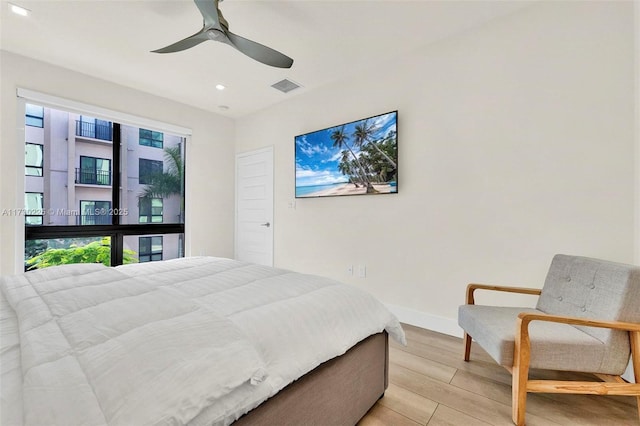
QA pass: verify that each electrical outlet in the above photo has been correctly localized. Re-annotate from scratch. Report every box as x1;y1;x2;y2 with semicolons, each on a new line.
288;200;296;209
358;265;366;278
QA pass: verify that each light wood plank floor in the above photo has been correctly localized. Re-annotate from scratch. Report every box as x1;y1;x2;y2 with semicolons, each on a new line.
359;324;639;426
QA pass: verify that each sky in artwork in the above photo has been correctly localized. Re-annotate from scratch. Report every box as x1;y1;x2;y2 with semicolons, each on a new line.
295;111;397;188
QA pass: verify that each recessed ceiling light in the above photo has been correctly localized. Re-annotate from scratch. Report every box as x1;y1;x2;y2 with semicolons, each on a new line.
215;84;225;91
9;3;29;16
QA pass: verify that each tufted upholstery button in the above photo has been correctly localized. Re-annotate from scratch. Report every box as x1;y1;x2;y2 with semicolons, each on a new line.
581;306;587;312
566;277;572;282
590;284;595;289
558;296;563;301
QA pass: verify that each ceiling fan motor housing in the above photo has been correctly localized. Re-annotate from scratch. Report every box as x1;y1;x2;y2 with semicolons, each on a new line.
207;29;225;41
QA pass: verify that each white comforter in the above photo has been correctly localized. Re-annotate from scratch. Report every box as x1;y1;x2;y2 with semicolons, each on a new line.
1;257;405;426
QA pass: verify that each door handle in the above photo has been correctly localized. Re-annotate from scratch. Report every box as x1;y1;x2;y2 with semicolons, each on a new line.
260;222;271;228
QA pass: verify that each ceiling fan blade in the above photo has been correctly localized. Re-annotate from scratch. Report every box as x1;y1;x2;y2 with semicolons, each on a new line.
151;28;209;53
226;31;293;68
194;0;220;28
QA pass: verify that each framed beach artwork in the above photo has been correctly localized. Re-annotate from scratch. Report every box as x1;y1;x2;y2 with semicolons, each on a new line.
295;111;398;198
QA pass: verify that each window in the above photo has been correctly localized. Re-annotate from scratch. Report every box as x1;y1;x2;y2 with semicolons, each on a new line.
77;156;111;185
139;236;163;262
25;143;43;176
139;128;163;148
79;200;111;225
139;158;163;184
25;192;43;225
24;102;185;269
25;104;44;127
139;198;163;223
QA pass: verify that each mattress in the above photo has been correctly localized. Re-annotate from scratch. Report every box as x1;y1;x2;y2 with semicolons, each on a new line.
0;256;405;425
0;288;23;426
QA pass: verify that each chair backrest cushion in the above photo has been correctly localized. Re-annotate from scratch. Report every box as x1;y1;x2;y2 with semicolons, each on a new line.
537;254;640;348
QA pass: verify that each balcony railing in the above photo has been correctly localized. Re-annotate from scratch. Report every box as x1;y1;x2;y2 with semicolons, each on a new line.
75;120;112;141
76;214;111;225
75;168;112;186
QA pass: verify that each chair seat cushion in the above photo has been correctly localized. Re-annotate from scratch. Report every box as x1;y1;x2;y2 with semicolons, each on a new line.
458;305;622;374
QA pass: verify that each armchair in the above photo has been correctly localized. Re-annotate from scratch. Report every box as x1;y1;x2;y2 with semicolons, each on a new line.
458;254;640;425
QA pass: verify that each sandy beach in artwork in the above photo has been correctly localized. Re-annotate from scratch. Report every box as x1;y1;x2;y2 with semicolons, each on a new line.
305;183;395;197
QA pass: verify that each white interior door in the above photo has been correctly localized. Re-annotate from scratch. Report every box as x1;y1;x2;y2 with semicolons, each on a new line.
235;147;274;266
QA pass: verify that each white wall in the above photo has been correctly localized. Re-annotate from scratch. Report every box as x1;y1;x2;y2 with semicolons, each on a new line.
0;51;236;275
635;0;640;267
236;1;635;333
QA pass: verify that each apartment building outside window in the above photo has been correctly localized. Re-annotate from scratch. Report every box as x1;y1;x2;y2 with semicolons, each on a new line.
139;158;163;184
139;198;163;223
77;156;111;185
139;128;163;148
79;200;111;225
25;104;44;127
23;103;185;270
76;116;112;141
25;143;43;176
25;192;43;225
139;236;163;262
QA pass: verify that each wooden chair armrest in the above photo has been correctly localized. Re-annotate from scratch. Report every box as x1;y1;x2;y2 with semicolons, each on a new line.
510;311;640;426
517;312;640;332
466;283;542;305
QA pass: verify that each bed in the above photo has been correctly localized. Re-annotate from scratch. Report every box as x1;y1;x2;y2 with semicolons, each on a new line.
0;256;405;425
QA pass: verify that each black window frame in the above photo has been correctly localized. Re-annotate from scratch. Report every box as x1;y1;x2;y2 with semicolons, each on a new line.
25;121;185;267
25;143;43;176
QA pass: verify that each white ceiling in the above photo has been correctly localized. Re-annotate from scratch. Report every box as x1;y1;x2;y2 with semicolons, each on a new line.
0;0;533;118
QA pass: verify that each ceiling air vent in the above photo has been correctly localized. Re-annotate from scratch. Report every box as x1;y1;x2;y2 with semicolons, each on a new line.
271;79;301;94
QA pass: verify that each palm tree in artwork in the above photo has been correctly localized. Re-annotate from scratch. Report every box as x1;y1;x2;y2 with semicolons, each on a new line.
330;125;374;192
353;119;397;169
337;150;359;187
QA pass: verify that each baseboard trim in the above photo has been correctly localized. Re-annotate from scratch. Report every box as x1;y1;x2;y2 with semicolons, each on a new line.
385;303;463;338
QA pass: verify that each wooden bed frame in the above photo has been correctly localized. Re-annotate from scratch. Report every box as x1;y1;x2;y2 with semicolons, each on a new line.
234;332;389;425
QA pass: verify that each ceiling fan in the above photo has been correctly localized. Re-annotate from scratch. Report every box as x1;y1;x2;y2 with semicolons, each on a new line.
152;0;294;69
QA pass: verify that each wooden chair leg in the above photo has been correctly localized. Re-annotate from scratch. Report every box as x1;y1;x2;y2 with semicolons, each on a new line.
512;364;528;425
463;332;472;361
630;331;640;422
512;319;531;426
